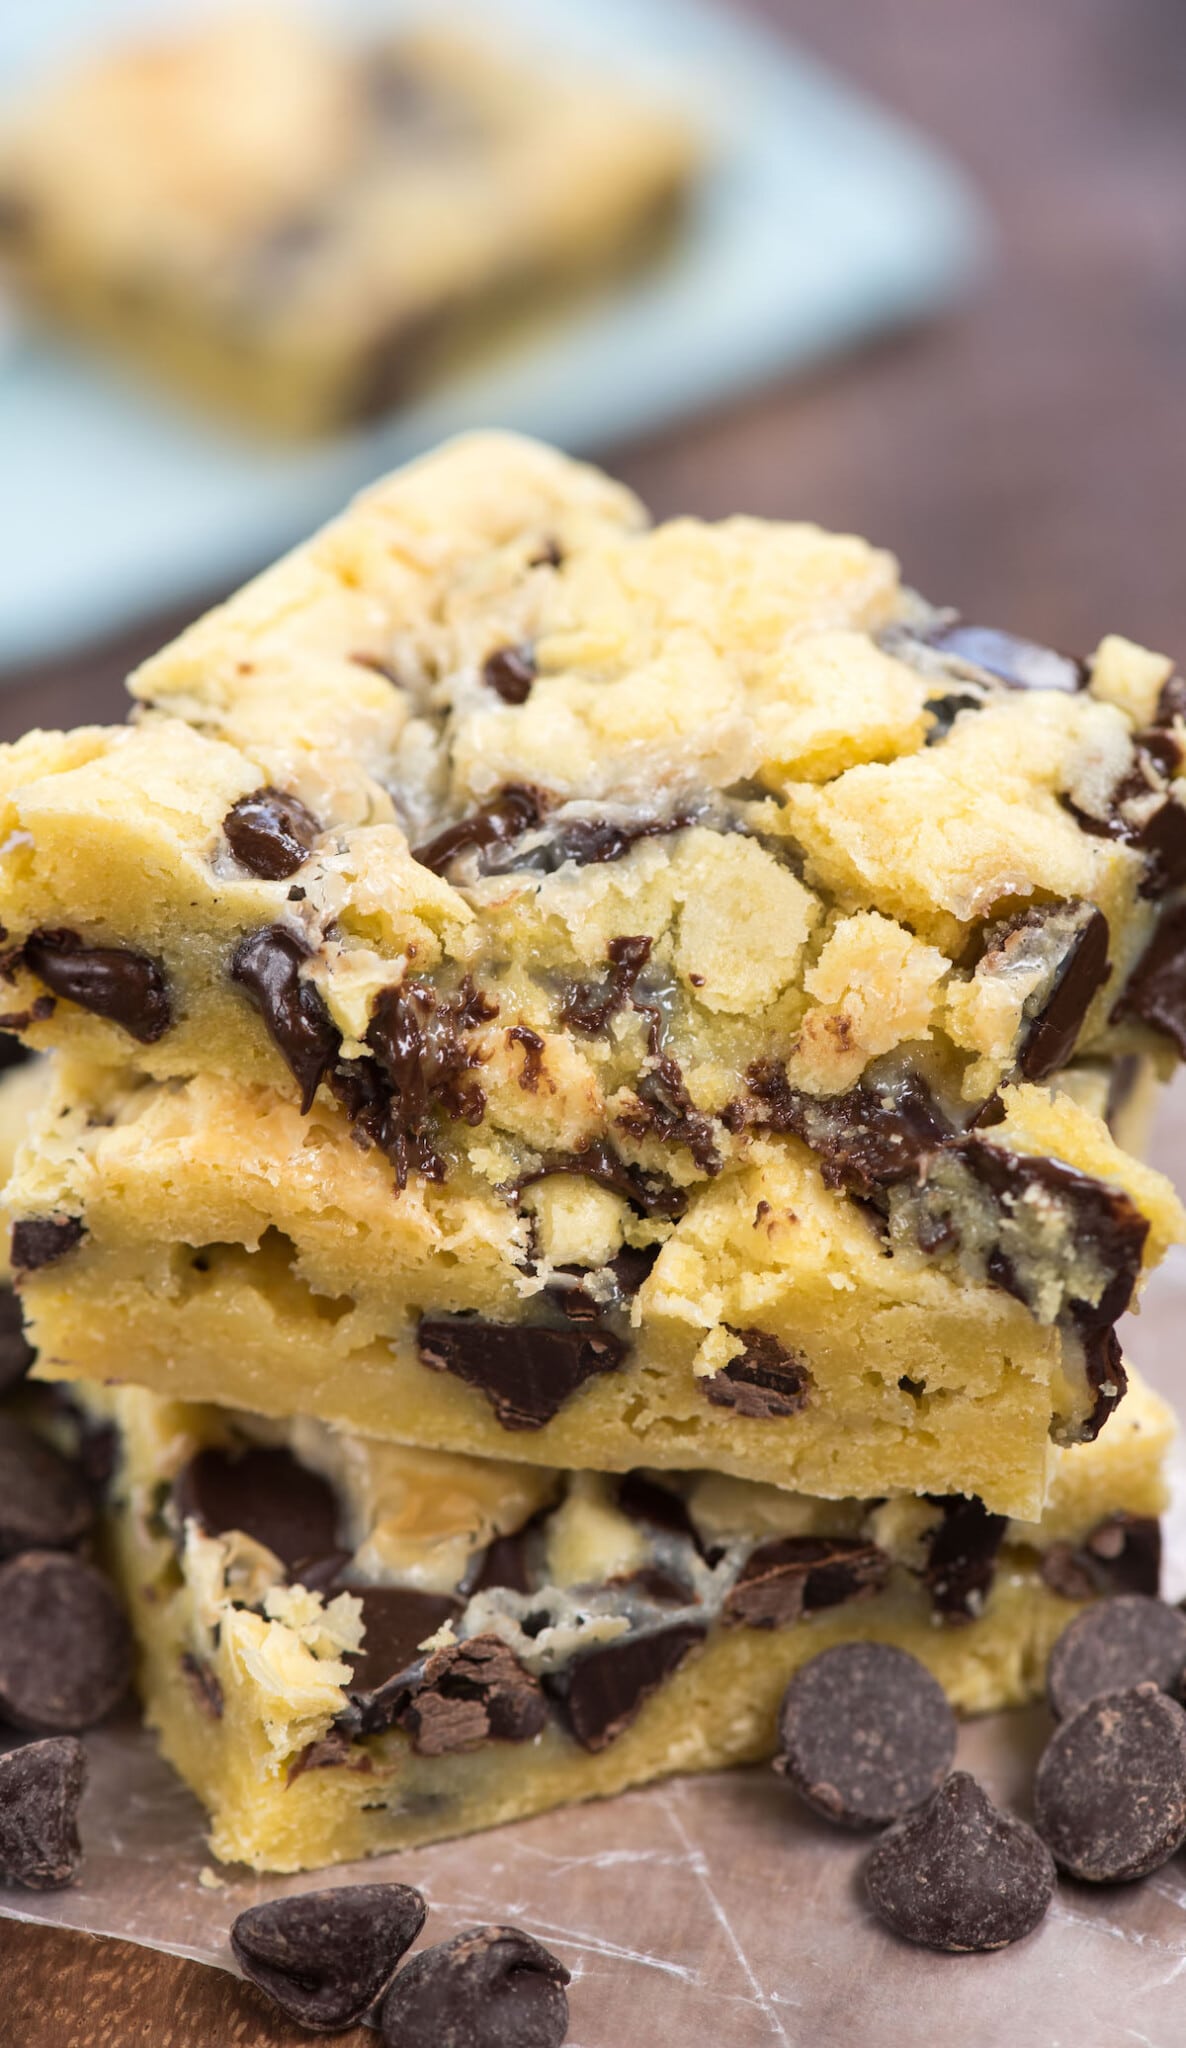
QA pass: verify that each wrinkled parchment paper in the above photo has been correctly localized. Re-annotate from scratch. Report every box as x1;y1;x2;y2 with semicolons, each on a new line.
5;1081;1186;2047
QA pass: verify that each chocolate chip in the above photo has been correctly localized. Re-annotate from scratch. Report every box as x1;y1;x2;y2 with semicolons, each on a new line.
702;1327;812;1420
559;936;653;1035
774;1644;956;1827
0;1031;32;1073
232;1882;427;2032
866;1772;1055;1951
0;1736;86;1890
1040;1515;1161;1603
287;1730;373;1784
919;621;1087;693
924;690;985;741
1115;901;1186;1055
10;1216;85;1272
744;1067;951;1198
23;928;171;1043
466;1527;536;1598
379;1925;569;2048
418;1317;626;1430
616;1471;703;1550
545;1622;705;1751
924;1496;1008;1622
180;1651;223;1719
526;809;694;875
223;788;322;881
1035;1684;1186;1882
231;925;340;1111
483;644;536;705
412;786;550;876
508;1025;545;1092
725;1537;889;1629
341;1585;463;1733
1157;673;1186;726
350;976;496;1186
1046;1594;1186;1719
0;1285;35;1392
395;1634;547;1757
512;1139;687;1221
0;1551;131;1732
0;1418;93;1558
173;1445;341;1572
973;902;1110;1080
616;1050;721;1175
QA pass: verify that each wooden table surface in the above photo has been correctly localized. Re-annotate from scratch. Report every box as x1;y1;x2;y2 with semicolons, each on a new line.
3;0;1185;2039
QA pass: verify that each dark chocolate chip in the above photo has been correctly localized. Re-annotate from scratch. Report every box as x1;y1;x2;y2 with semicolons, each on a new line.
394;1634;547;1756
923;690;985;741
466;1528;535;1597
483;644;536;705
1040;1514;1161;1604
287;1730;373;1784
412;787;550;877
725;1537;889;1630
774;1643;956;1827
1046;1594;1186;1719
0;1736;86;1890
343;1584;464;1728
527;810;693;874
10;1216;85;1272
1115;901;1186;1055
354;977;496;1187
230;925;340;1112
617;1471;703;1550
919;621;1087;693
0;1551;131;1732
0;1031;32;1073
560;936;653;1035
180;1651;224;1719
0;1285;35;1393
973;902;1111;1080
702;1328;812;1420
223;788;322;881
924;1496;1008;1622
173;1445;341;1572
232;1882;427;2032
418;1317;626;1431
616;1051;721;1175
1156;673;1186;726
508;1025;545;1092
379;1925;569;2048
866;1772;1055;1951
544;1622;705;1752
512;1139;687;1221
744;1067;951;1198
1035;1684;1186;1882
0;1418;93;1558
23;928;170;1044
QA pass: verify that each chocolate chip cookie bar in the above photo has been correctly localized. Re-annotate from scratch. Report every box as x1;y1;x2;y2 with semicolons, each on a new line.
0;18;693;434
2;435;1183;1509
86;1373;1171;1872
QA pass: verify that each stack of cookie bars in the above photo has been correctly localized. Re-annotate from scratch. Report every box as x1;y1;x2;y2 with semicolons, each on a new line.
0;433;1183;1873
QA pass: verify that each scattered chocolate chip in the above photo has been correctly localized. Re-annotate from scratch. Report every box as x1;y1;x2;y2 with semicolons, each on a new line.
616;1050;721;1175
379;1925;570;2048
23;928;171;1044
702;1328;812;1420
774;1644;956;1827
545;1622;705;1751
0;1736;86;1890
223;788;322;881
616;1471;703;1551
512;1139;687;1221
508;1025;545;1093
974;902;1110;1081
10;1216;85;1272
230;925;340;1112
350;976;496;1186
395;1634;547;1757
0;1418;93;1559
173;1445;341;1572
180;1652;224;1720
919;621;1087;693
412;786;550;876
744;1067;951;1198
1040;1515;1161;1603
1046;1594;1186;1719
1035;1684;1186;1882
466;1527;536;1598
0;1551;131;1732
560;936;653;1035
483;644;537;705
287;1730;373;1784
725;1537;889;1630
1115;902;1186;1056
866;1772;1055;1951
924;1496;1008;1622
0;1031;31;1073
0;1285;35;1392
343;1585;463;1730
418;1317;626;1430
231;1882;427;2032
529;809;694;875
924;690;985;741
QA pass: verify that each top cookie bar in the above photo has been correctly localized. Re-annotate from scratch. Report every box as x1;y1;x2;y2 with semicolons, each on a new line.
0;434;1183;1505
0;13;694;433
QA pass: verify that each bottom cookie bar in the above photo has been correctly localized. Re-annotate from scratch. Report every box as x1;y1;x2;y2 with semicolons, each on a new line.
82;1374;1172;1873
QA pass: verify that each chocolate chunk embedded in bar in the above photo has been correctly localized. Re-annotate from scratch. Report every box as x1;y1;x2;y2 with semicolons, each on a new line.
1035;1684;1186;1882
395;1634;547;1757
1040;1513;1161;1603
973;901;1110;1081
0;1285;35;1392
1046;1594;1186;1719
774;1643;956;1827
412;785;550;876
724;1537;889;1629
918;621;1087;694
924;1496;1008;1622
1115;901;1186;1055
482;643;536;705
0;1550;131;1732
223;788;322;880
232;1882;427;2032
418;1316;627;1430
0;1736;86;1891
866;1772;1055;1951
703;1328;812;1420
173;1444;341;1572
545;1621;705;1752
22;928;171;1043
560;935;653;1034
342;1585;464;1731
10;1215;84;1272
231;925;340;1111
379;1926;570;2048
0;1417;94;1558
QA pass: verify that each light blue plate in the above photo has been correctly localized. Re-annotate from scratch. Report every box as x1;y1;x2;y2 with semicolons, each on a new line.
0;0;988;669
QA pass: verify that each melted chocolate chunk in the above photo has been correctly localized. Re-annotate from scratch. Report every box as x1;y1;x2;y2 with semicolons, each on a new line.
287;1730;373;1783
483;644;537;705
560;935;653;1034
974;901;1110;1080
0;1031;32;1072
526;809;693;874
919;621;1087;693
745;1065;951;1197
0;1284;35;1392
223;787;322;881
418;1317;626;1431
231;925;340;1112
775;1644;956;1828
412;786;550;876
173;1444;341;1572
1115;901;1186;1055
180;1652;224;1720
378;1926;570;2048
344;1584;464;1725
924;1496;1008;1622
0;1418;94;1559
23;929;170;1043
923;690;985;741
1066;735;1186;896
702;1328;812;1420
1156;673;1186;726
0;1737;86;1891
232;1883;427;2033
867;1772;1055;1951
544;1621;706;1751
360;978;495;1186
513;1139;687;1221
1035;1684;1186;1883
1046;1594;1186;1720
466;1526;536;1597
616;1472;705;1555
0;1551;131;1733
1041;1515;1161;1604
10;1216;85;1272
508;1025;545;1093
724;1536;889;1629
616;1053;721;1175
394;1634;547;1756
